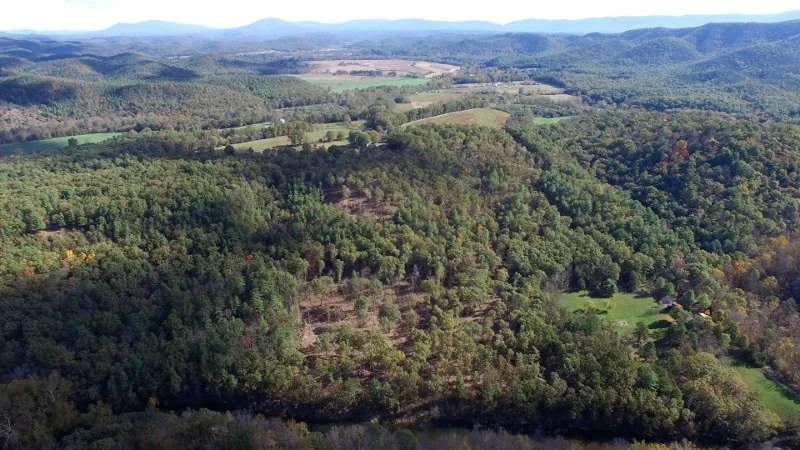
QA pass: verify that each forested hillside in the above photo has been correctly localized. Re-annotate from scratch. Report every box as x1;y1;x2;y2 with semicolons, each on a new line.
3;110;800;446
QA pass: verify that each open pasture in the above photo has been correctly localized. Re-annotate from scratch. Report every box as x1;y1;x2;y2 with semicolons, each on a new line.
394;81;577;112
731;364;800;423
0;132;121;156
402;108;510;128
231;121;363;152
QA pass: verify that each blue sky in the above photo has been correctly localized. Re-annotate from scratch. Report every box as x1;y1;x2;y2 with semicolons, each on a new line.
3;0;799;31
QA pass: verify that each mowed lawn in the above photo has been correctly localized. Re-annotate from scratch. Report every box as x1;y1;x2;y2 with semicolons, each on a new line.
732;364;800;423
557;291;671;334
403;108;511;128
231;121;363;152
0;133;121;156
297;74;430;93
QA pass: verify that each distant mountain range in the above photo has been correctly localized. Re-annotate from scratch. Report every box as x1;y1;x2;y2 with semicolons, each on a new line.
6;11;800;38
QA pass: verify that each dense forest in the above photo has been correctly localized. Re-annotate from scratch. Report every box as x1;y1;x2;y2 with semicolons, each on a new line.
2;15;800;450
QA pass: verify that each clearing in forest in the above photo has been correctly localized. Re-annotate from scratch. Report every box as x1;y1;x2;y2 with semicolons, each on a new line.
402;108;511;128
557;291;671;334
0;132;121;156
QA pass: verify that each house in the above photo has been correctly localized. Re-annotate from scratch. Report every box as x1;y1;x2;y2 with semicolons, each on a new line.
660;296;677;309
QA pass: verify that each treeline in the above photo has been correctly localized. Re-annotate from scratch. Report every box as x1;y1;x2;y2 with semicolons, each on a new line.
0;396;710;450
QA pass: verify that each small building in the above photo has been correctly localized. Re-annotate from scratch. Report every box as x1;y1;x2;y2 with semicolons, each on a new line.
660;296;677;309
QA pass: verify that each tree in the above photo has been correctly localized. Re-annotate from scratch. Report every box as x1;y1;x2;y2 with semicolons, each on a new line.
67;137;78;148
325;130;336;142
598;278;618;298
289;128;306;146
224;144;236;155
21;206;46;233
378;300;401;331
634;321;649;345
348;131;371;148
355;296;369;327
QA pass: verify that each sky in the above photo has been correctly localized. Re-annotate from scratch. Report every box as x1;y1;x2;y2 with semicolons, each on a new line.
2;0;799;31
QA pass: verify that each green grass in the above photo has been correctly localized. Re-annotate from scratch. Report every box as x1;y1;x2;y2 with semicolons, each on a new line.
557;291;671;334
0;133;122;156
403;108;511;129
532;116;570;125
230;121;363;152
297;74;430;93
732;364;800;423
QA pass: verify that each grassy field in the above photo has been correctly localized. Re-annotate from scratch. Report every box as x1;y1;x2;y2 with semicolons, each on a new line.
0;133;121;156
231;121;363;152
393;82;577;113
557;291;671;334
297;74;430;93
731;364;800;422
403;108;511;128
532;116;571;125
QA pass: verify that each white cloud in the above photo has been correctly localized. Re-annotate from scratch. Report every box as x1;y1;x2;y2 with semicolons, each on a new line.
2;0;799;31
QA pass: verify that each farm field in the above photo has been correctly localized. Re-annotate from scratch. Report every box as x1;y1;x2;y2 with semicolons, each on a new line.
305;59;459;78
231;121;363;152
297;74;430;92
0;132;121;156
731;364;800;422
403;108;510;128
557;291;671;334
394;82;577;112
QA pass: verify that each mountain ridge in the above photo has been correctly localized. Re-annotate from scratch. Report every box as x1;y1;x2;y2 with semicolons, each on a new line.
5;11;800;38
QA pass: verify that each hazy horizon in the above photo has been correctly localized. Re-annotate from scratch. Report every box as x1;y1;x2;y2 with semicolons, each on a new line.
2;0;798;32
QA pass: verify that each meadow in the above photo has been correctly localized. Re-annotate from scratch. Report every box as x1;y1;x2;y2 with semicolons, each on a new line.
0;133;121;156
403;108;511;128
394;82;577;112
557;291;671;334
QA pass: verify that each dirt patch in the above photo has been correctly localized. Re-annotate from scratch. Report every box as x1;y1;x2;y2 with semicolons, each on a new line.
325;188;398;220
298;280;425;352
